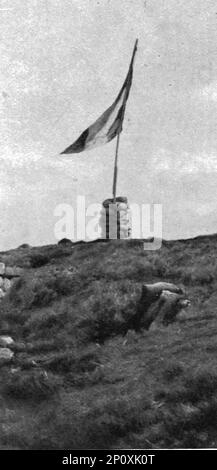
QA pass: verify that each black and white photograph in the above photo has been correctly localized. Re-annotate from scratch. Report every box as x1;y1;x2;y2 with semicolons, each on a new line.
1;0;217;459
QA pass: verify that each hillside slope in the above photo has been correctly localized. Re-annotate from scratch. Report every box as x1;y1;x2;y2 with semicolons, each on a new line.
0;236;217;449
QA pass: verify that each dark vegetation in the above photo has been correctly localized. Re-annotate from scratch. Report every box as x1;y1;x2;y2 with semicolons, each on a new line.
0;235;217;448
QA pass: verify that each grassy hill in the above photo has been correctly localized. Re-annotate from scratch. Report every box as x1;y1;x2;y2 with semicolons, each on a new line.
0;236;217;449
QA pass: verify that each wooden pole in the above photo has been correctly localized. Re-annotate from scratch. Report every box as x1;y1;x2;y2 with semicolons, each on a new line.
112;132;120;203
112;38;138;204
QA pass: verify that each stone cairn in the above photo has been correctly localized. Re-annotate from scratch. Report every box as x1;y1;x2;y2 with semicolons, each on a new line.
100;197;132;239
0;262;22;300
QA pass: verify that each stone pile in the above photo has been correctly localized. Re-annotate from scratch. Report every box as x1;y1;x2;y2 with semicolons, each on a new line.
100;197;132;239
0;262;22;299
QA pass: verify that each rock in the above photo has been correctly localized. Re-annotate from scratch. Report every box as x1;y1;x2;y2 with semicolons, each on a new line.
158;291;191;326
0;336;14;347
0;288;5;299
0;348;14;364
3;278;11;291
143;282;184;296
181;404;198;416
4;266;22;278
128;282;185;332
0;262;5;276
11;367;21;374
0;277;4;288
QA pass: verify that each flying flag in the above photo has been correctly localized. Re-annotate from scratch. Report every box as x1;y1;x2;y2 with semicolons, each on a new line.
60;39;138;154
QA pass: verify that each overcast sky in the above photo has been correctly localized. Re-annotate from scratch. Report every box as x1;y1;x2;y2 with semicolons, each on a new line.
1;0;217;249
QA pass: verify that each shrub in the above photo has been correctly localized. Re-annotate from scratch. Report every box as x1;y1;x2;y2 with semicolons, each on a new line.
29;392;149;449
30;254;50;268
96;258;155;281
184;371;217;403
162;363;184;382
83;397;147;448
57;238;73;247
24;308;67;334
32;346;100;375
180;267;215;286
78;299;122;343
75;280;141;343
8;273;80;311
3;369;62;401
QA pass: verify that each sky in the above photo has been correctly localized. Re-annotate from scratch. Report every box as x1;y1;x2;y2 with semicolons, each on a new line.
1;0;217;249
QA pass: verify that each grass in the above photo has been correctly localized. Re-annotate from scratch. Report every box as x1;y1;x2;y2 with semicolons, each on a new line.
0;236;217;448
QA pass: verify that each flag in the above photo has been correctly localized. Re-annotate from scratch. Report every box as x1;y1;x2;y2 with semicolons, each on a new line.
60;39;138;154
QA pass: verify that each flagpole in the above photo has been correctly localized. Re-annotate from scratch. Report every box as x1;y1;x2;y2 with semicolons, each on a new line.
112;39;138;204
112;132;120;203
